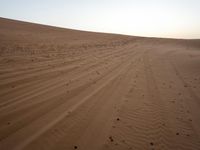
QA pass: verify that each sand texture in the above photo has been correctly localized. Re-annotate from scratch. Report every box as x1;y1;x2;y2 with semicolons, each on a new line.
0;18;200;150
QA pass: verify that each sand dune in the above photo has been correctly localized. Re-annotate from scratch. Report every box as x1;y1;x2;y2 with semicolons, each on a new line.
0;18;200;150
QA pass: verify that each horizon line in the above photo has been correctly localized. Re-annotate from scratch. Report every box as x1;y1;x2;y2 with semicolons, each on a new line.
1;16;199;40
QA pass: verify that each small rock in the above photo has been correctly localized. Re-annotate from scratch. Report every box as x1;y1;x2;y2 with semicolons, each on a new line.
176;132;179;135
117;118;120;121
150;142;154;146
109;136;114;142
74;146;78;149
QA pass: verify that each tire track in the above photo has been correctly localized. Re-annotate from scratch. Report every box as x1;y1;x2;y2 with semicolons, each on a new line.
0;47;137;150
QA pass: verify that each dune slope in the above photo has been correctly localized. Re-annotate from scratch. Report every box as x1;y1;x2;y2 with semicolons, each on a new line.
0;18;200;150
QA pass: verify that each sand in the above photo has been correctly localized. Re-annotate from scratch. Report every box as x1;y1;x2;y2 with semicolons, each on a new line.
0;18;200;150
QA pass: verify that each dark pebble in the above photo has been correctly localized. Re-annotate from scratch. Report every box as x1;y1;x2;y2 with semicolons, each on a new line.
109;136;114;142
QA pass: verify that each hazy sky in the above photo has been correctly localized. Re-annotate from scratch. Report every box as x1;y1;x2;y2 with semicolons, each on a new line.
0;0;200;38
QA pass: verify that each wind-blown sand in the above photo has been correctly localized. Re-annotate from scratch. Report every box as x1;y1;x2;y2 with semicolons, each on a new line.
0;18;200;150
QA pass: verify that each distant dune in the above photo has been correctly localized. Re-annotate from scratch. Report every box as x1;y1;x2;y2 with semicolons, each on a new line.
0;17;200;150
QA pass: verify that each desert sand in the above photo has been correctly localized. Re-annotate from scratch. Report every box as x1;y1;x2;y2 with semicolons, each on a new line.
0;18;200;150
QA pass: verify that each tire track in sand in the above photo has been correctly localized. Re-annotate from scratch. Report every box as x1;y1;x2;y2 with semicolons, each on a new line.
0;48;138;150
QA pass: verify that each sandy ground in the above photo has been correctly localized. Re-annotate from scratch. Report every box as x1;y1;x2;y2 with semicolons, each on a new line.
0;18;200;150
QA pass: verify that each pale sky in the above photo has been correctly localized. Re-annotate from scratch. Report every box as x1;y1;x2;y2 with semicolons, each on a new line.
0;0;200;39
